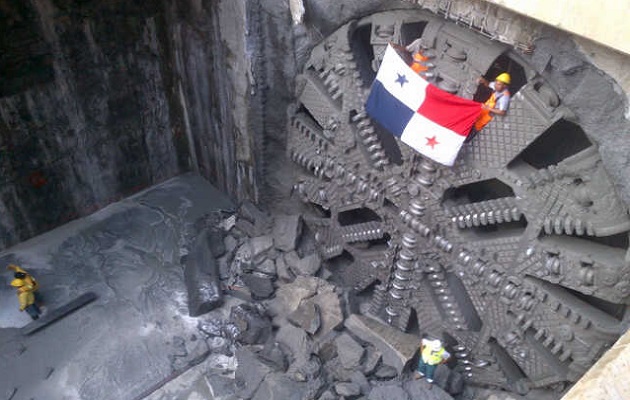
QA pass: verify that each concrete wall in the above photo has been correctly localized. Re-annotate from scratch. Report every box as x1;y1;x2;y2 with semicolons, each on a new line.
561;328;630;399
483;0;630;55
406;0;630;106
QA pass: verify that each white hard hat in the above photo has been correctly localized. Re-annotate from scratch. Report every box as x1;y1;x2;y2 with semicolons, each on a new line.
429;339;442;350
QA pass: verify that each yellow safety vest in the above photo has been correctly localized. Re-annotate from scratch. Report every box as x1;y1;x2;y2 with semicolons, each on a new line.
422;345;445;365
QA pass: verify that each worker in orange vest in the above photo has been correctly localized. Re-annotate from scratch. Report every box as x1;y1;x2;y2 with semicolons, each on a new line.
473;72;511;132
411;51;429;73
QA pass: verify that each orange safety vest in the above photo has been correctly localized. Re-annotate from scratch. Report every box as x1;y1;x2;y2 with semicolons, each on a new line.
474;89;509;131
474;93;496;131
411;51;429;73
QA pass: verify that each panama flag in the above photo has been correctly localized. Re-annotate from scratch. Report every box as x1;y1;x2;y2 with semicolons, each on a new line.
365;44;482;166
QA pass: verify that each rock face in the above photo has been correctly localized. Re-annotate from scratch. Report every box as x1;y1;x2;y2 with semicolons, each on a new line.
0;0;402;252
0;0;186;250
0;0;297;251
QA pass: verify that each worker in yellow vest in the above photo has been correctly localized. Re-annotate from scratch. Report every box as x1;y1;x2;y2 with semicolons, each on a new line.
7;264;42;320
415;338;450;385
473;72;511;132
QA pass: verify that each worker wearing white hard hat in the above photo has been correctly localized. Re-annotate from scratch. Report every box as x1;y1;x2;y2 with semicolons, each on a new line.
415;338;451;386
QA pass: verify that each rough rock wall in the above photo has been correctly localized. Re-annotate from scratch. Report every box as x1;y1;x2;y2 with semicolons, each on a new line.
0;0;188;249
0;0;278;251
162;0;260;203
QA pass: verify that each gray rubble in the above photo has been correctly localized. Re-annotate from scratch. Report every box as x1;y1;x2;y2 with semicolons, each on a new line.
252;373;307;400
221;201;460;400
288;252;322;276
272;215;303;252
241;273;275;300
335;333;365;369
368;384;410;400
335;381;361;397
344;314;421;374
235;347;273;399
229;304;272;345
287;302;321;335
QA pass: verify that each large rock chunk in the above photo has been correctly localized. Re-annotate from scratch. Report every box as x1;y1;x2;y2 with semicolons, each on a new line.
206;373;240;400
316;330;340;362
208;227;227;257
235;347;273;399
303;286;343;342
373;364;397;379
288;302;321;335
317;390;337;400
324;356;355;382
350;370;371;395
236;201;273;237
276;324;314;363
229;303;272;345
368;384;409;400
266;276;319;324
335;382;361;397
344;314;421;374
255;258;277;276
259;339;289;372
272;215;302;252
335;333;365;369
266;276;343;340
432;365;464;395
276;255;295;282
288;253;322;276
184;229;223;316
249;235;274;264
288;354;322;382
251;372;306;400
362;345;382;376
403;379;453;400
242;273;275;300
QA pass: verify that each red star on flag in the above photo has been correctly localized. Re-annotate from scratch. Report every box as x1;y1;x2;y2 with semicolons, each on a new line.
426;136;439;149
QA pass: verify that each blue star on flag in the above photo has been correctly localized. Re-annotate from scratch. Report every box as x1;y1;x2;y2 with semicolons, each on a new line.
395;73;408;87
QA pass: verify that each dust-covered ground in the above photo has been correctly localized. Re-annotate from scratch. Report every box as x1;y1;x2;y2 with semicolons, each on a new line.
0;174;236;400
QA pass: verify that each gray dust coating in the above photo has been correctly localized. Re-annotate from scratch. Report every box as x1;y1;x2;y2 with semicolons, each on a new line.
0;174;235;400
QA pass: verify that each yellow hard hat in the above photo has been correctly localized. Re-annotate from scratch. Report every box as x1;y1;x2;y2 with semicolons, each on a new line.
495;72;511;85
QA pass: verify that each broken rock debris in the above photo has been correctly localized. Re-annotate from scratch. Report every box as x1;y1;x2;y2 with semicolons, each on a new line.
182;201;457;399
